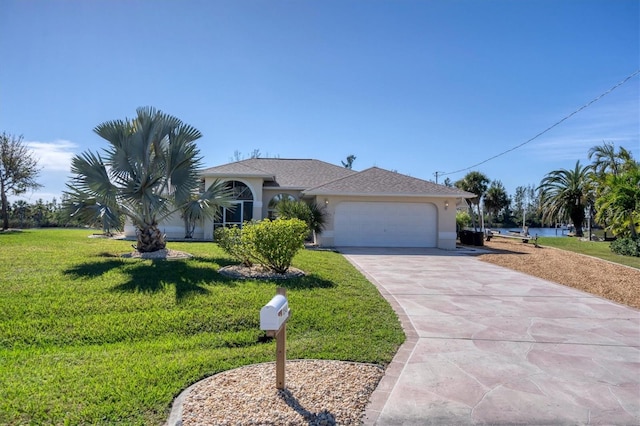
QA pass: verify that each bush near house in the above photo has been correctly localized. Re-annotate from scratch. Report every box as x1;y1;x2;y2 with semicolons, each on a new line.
215;225;257;266
216;218;309;273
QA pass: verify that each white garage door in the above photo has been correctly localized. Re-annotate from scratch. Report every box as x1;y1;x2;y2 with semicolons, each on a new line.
334;202;437;247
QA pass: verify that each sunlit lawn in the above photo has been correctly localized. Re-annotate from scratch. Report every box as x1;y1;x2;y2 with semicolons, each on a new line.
0;229;404;425
538;236;640;269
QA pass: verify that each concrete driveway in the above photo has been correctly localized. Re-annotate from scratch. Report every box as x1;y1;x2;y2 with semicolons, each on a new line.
340;247;640;426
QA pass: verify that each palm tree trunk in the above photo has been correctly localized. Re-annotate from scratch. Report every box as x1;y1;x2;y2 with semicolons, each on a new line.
136;224;166;252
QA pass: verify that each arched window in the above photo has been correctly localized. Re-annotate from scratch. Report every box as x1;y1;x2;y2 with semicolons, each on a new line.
213;181;254;234
267;193;296;220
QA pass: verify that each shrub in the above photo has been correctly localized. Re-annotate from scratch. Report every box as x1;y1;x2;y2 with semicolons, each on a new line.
215;219;309;273
249;218;308;273
610;236;640;257
456;210;472;231
215;225;257;266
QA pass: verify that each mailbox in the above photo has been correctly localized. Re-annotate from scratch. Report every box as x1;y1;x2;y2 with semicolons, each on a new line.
260;294;290;331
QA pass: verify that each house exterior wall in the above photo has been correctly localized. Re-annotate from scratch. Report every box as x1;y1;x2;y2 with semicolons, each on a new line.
123;210;201;241
122;179;460;250
312;195;457;250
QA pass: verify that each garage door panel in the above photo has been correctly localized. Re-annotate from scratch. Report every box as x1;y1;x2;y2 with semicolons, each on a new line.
334;202;436;247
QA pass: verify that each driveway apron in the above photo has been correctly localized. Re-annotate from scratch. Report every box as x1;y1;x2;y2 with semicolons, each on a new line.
340;247;640;426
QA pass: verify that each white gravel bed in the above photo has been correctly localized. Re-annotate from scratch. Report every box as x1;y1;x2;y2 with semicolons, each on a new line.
218;265;306;279
180;360;384;425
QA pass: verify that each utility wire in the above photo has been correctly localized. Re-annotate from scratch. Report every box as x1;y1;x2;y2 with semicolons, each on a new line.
440;69;640;177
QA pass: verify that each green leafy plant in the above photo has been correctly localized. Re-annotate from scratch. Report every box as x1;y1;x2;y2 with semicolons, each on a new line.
63;106;233;252
215;219;309;273
276;199;327;244
456;210;472;231
250;218;309;273
215;225;257;266
610;236;640;257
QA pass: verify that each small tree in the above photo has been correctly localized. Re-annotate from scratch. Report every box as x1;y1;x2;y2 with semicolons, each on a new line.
0;133;42;230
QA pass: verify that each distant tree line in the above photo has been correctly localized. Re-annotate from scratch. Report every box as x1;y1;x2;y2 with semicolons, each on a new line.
1;197;87;229
453;141;639;256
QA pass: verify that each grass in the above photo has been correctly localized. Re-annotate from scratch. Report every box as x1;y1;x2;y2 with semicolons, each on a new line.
537;236;640;269
0;229;404;425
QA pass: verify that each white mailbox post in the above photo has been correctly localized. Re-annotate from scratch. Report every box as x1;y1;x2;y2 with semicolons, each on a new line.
260;288;290;389
260;294;290;332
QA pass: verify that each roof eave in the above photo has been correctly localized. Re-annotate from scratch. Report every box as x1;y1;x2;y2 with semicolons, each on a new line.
201;172;275;180
302;191;475;198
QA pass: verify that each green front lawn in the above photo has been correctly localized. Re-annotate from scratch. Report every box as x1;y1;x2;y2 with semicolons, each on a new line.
537;236;640;269
0;229;404;425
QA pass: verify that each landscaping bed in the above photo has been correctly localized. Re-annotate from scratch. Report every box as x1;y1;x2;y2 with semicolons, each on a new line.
476;238;640;309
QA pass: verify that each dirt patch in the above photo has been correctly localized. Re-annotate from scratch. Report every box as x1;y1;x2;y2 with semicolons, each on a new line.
475;239;640;309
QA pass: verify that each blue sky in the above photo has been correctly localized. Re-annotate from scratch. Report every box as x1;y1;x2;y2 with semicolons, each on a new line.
1;0;638;203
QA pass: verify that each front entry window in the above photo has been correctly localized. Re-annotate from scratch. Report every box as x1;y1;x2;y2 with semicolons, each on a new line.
267;193;296;220
214;181;254;236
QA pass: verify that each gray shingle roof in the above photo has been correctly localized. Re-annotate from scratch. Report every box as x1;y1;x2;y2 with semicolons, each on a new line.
202;158;357;189
303;167;475;197
202;160;474;198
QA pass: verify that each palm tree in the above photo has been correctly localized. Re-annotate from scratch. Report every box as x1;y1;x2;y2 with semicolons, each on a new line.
181;179;233;239
276;199;327;244
588;141;633;178
64;106;233;252
538;161;593;237
595;163;640;238
483;180;510;228
455;171;490;231
588;142;636;238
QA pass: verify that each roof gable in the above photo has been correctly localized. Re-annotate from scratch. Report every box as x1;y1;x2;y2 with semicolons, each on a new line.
303;167;475;197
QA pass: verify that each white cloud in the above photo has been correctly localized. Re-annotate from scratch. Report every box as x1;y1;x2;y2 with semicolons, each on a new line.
26;140;78;172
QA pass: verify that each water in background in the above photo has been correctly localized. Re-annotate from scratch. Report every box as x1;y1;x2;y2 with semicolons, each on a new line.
496;227;571;238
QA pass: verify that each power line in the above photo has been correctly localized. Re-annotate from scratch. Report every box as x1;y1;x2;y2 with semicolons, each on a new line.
440;69;640;177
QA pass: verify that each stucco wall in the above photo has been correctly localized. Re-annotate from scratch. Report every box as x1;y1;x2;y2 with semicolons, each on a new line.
313;195;458;250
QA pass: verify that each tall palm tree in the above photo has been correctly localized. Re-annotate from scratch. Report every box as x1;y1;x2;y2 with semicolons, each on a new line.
588;141;633;178
455;171;490;231
483;180;510;227
64;106;233;252
538;161;593;237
